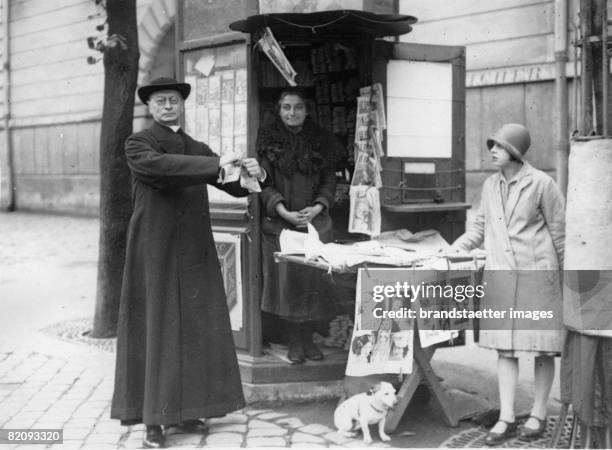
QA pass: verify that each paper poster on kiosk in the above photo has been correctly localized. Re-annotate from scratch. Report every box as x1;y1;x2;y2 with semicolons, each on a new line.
348;185;381;237
346;270;414;376
257;27;297;86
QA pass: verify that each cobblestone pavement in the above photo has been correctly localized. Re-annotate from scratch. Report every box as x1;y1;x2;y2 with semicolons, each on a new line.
0;212;381;449
0;212;563;449
0;340;379;449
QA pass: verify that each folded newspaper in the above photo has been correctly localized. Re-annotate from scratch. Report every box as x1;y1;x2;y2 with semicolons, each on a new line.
218;162;261;193
278;224;464;270
374;229;449;253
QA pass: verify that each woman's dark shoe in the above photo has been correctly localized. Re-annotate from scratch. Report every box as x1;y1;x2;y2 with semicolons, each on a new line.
303;338;324;361
484;420;517;446
287;328;305;364
143;425;164;448
518;416;546;439
301;323;324;361
287;341;305;363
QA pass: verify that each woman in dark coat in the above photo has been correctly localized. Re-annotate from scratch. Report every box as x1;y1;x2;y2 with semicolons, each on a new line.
257;90;341;364
110;77;265;448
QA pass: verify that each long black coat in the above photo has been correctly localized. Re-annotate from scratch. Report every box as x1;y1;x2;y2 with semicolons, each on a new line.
110;122;247;425
256;119;340;320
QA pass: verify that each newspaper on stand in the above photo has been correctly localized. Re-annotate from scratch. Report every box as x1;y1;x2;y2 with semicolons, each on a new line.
278;225;464;270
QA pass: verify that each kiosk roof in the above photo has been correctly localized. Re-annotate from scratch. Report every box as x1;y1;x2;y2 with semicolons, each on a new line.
229;9;417;38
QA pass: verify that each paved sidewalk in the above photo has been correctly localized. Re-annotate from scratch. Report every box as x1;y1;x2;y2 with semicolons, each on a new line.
0;212;413;449
0;339;369;449
0;212;562;449
0;212;372;448
0;334;483;449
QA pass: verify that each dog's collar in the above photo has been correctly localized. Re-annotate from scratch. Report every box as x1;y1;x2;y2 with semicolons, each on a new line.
369;402;385;414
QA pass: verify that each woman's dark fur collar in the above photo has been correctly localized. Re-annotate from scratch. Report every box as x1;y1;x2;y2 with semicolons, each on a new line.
257;117;336;177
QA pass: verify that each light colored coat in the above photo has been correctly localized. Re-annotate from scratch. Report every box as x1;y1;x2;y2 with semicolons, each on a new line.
453;162;565;351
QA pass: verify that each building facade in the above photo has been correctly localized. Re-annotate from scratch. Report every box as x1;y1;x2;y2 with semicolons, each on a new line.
0;0;576;214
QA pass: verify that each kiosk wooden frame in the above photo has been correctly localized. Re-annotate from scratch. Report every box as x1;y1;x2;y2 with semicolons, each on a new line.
175;2;470;408
275;253;482;431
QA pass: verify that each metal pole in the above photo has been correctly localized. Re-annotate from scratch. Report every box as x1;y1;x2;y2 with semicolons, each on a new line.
574;18;580;132
2;0;14;211
555;0;570;196
580;0;593;134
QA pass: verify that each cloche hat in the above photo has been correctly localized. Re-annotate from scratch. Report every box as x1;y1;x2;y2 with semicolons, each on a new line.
137;77;191;104
486;123;531;160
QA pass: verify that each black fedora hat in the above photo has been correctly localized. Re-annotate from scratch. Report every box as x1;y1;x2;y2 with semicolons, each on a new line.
137;77;191;104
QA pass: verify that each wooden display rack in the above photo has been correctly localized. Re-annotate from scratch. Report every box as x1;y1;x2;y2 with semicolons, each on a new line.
275;253;482;431
386;329;458;431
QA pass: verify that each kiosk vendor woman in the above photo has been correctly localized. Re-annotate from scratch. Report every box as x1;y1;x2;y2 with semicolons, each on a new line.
257;90;342;364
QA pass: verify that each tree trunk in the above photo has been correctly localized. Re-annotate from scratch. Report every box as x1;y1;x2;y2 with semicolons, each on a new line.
91;0;139;338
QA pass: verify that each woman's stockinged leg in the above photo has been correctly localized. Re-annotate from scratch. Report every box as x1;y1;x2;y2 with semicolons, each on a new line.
490;355;519;433
524;355;555;428
484;354;520;445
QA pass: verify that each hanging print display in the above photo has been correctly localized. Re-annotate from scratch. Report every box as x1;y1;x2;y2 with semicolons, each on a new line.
257;27;297;86
348;83;386;237
345;269;414;376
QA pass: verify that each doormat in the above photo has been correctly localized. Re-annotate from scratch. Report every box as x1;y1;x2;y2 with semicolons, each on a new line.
439;415;580;448
41;317;116;353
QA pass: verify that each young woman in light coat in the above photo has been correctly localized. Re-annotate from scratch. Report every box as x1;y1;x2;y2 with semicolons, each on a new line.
451;123;565;445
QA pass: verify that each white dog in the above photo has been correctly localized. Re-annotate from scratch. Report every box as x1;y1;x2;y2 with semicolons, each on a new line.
333;381;398;444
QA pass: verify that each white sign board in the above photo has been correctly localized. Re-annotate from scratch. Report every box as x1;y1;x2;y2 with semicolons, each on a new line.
387;60;453;158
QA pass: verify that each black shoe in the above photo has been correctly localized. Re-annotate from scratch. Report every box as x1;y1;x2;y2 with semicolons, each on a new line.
287;327;306;364
143;425;164;448
165;419;207;434
303;338;324;361
484;420;517;446
518;416;546;440
301;323;324;361
287;339;305;364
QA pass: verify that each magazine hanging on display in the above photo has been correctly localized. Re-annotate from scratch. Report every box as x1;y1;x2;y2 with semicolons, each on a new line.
345;270;414;376
348;83;386;237
257;27;298;86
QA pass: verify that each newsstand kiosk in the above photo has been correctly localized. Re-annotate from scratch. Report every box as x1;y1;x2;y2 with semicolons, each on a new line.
176;2;469;423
